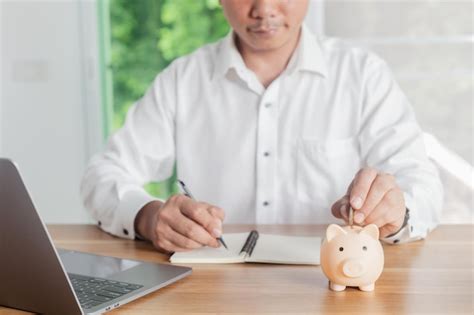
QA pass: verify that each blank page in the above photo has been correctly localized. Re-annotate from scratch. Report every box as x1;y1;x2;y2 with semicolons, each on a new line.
170;233;249;264
245;234;321;265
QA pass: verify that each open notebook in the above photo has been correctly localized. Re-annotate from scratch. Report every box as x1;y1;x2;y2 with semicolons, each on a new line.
170;230;321;265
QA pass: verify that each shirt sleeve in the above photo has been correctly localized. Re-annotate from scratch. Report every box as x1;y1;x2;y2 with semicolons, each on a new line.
358;55;444;244
80;68;176;240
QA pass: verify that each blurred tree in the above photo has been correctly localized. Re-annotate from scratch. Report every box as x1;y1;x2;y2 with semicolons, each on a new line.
107;0;230;198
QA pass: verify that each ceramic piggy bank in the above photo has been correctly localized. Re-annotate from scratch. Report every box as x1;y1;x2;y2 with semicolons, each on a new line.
320;224;384;292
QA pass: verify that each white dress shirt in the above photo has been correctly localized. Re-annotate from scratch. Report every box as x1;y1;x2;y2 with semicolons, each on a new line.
81;25;443;244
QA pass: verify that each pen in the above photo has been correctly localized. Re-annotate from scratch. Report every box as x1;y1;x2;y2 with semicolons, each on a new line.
177;179;228;250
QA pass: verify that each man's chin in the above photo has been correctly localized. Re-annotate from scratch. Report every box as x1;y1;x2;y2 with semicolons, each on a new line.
246;37;290;53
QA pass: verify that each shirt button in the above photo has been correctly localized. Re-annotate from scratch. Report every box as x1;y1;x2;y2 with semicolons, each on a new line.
263;201;270;206
263;151;270;157
123;228;129;235
265;102;272;108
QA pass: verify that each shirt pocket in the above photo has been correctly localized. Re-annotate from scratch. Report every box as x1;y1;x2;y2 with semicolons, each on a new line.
296;137;362;208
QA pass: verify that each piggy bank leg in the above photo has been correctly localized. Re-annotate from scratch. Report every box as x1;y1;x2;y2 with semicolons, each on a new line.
359;283;375;292
329;282;346;291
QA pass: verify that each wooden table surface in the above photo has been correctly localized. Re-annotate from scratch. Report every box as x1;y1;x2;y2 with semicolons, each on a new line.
1;224;473;315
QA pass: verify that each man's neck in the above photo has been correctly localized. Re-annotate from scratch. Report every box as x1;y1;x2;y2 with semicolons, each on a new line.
237;28;301;88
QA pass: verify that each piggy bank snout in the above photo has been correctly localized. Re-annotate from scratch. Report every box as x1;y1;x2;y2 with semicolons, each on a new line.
342;259;366;278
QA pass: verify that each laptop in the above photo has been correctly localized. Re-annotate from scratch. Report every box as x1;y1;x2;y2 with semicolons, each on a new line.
0;158;192;314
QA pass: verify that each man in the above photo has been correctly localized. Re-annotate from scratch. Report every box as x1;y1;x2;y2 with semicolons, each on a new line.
81;0;443;253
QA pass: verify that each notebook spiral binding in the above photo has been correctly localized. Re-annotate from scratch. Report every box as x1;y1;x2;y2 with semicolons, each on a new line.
239;230;259;256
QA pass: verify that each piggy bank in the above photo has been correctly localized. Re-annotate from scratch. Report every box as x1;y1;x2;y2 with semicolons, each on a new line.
320;224;384;292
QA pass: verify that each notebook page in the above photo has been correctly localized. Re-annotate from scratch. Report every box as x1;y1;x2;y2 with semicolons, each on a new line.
245;234;321;265
170;233;249;264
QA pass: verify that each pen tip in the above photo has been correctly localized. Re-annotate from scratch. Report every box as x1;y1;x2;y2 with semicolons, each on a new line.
219;237;228;250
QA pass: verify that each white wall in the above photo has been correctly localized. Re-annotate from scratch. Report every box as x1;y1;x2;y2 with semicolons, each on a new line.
322;0;473;223
305;0;325;36
0;0;103;223
323;0;473;165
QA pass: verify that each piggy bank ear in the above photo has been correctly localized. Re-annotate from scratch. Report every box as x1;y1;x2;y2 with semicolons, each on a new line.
360;224;379;240
326;224;347;242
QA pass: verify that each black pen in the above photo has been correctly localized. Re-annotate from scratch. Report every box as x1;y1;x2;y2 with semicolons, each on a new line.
177;179;228;250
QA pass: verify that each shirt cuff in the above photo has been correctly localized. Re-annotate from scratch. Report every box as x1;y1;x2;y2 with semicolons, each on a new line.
381;224;412;244
116;189;157;240
381;193;423;244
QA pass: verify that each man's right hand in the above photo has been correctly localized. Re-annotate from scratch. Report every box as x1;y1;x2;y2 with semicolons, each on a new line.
134;194;225;254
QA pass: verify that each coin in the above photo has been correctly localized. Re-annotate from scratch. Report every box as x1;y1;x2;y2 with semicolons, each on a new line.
348;206;354;227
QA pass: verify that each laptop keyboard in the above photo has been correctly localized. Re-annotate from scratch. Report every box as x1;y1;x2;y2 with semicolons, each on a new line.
69;273;143;310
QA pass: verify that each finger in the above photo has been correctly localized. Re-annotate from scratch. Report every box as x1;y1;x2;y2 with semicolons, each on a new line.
385;215;406;238
168;211;220;248
377;220;404;238
331;196;349;221
165;225;204;250
331;197;345;219
203;203;226;235
364;189;400;225
340;197;350;221
358;173;396;220
154;238;187;254
152;215;195;253
349;167;378;210
180;202;223;238
379;225;395;239
364;202;390;227
346;180;354;195
206;205;225;221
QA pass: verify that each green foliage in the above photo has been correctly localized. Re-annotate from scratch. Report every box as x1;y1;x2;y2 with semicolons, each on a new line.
159;0;229;61
107;0;229;198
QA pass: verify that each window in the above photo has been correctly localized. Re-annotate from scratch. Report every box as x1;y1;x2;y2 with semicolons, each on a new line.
98;0;229;198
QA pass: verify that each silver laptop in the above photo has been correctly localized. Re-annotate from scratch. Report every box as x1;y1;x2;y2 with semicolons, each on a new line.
0;158;192;314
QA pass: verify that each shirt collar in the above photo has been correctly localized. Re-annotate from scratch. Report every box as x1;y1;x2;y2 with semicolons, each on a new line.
212;23;327;80
212;31;247;80
286;24;328;77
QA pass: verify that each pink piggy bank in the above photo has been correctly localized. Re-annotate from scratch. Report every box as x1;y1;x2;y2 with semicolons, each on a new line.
320;224;384;292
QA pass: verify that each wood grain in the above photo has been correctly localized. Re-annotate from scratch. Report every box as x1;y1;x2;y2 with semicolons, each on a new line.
1;224;472;314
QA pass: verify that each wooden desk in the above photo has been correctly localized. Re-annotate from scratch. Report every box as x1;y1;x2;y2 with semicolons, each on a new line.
1;225;472;314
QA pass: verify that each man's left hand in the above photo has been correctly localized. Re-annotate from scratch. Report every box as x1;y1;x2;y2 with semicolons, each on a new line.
331;167;406;238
